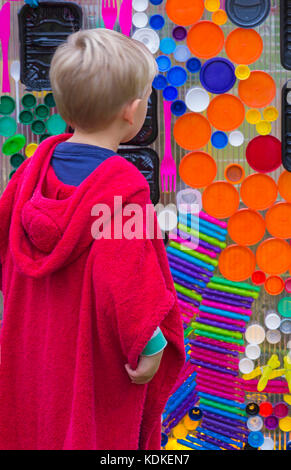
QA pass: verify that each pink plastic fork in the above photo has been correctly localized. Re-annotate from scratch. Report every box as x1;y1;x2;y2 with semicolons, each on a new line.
160;100;177;192
0;2;11;93
101;0;117;30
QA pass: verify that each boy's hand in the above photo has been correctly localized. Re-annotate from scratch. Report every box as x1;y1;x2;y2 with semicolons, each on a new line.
125;350;164;385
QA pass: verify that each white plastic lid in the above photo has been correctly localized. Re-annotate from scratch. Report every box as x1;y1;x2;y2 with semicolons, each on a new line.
132;28;160;54
132;12;148;28
176;188;202;213
239;357;254;374
266;329;281;344
265;312;281;330
133;0;149;12
229;130;244;147
245;324;266;345
157;208;178;232
247;416;263;431
245;343;261;360
260;437;274;450
185;87;210;113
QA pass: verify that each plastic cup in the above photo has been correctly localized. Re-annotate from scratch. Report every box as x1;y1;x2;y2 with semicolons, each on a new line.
239;357;254;374
133;0;149;12
35;104;50;120
0;95;16;115
25;143;38;158
19;109;33;125
229;130;244;147
245;344;261;360
235;65;250;80
132;28;160;54
2;134;26;156
10;153;25;168
245;323;265;345
160;37;176;55
185;87;209;112
163;86;178;101
174;45;191;62
156;55;171;72
172;26;187;41
44;92;56;108
0;116;17;137
31;119;46;135
266;329;281;344
264;311;281;330
46;114;67;135
153;74;168;90
21;93;37;109
246;108;261;124
132;12;148;28
149;14;164;30
186;58;201;73
171;100;186;117
211;131;228;149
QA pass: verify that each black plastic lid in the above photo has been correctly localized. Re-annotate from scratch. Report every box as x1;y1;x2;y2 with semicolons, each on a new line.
246;402;260;416
225;0;271;28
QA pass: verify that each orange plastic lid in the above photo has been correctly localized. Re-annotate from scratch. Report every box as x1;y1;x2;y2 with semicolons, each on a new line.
264;275;285;296
238;71;276;108
224;163;245;184
212;9;228;25
207;94;245;131
256;238;291;275
187;21;224;59
179;151;217;188
225;28;263;65
202;181;240;219
265;202;291;239
173;113;211;151
240;173;278;211
228;209;265;246
278;170;291;203
166;0;204;26
219;245;256;282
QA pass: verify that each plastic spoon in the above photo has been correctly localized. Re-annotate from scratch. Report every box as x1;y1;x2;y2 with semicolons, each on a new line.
10;61;20;123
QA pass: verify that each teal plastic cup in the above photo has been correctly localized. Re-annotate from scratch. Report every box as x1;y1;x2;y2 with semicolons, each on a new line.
35;104;50;120
0;95;16;115
31;119;46;135
19;109;34;125
21;93;37;109
0;116;17;137
44;93;56;108
10;153;25;168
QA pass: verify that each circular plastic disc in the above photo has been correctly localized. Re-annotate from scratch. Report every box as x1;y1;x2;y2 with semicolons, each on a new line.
228;209;265;246
149;14;165;30
239;358;254;374
252;270;266;285
211;131;228;149
256;120;272;136
278;171;291;203
240;173;278;211
167;66;187;86
2;134;26;156
285;278;291;294
274;403;289;419
153;74;168;90
265;312;281;330
174;45;191;62
264;276;285;296
207;94;245;131
259;401;273;417
278;416;291;432
44;92;56;108
266;329;281;344
256;238;291;275
225;28;263;64
202;181;240;219
179;151;217;188
25;143;38;158
235;64;251;80
246;136;281;173
133;0;149;12
238;71;276;108
163;86;178;101
132;12;148;28
212;9;228;25
132;28;160;53
10;153;25;168
0;95;15;115
19;110;33;125
156;55;171;72
35;104;49;120
200;58;236;94
246;109;261;124
266;203;291;239
246;344;261;360
246;324;266;345
157;208;177;231
205;0;220;12
185;87;210;112
46;114;66;135
0;116;17;137
278;297;291;318
219;244;256;281
186;58;201;73
229;130;244;147
225;0;271;28
187;21;224;59
263;106;278;122
160;37;176;54
171;100;186;117
21;93;37;109
280;319;291;334
165;0;204;26
173;113;211;150
224;163;245;184
172;25;187;41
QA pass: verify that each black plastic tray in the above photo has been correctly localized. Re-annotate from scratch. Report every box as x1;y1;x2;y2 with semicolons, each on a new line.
281;80;291;171
280;0;291;70
18;2;82;90
121;89;158;147
118;147;160;205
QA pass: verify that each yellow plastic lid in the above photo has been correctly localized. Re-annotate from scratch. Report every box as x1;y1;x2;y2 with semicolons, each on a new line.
256;120;272;135
25;143;38;158
235;64;251;80
246;109;261;124
263;106;279;122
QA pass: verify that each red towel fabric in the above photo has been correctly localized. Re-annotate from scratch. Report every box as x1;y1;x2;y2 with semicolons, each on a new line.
0;134;185;450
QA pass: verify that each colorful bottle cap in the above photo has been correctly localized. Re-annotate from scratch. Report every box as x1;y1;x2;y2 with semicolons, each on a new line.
211;131;228;149
167;66;187;87
264;276;285;296
260;437;274;451
160;37;176;54
273;402;289;419
153;74;168;90
10;153;25;168
228;130;244;147
132;28;160;53
174;112;211;151
240;174;278;211
245;344;261;360
266;202;291;239
200;58;236;94
225;28;263;65
225;0;271;28
207;94;245;131
44;92;56;108
133;0;149;12
19;109;34;125
186;57;201;73
247;416;263;431
156;55;171;72
187;21;224;59
280;319;291;334
285;278;291;294
239;357;254;374
256;238;291;275
0;95;15;115
264;415;278;431
2;134;26;156
163;86;178;101
287;441;291;450
251;270;266;285
149;14;165;30
224;163;245;184
185;87;209;112
171;100;186;116
39;133;51;143
235;64;250;80
21;93;37;109
278;297;291;318
246;403;259;416
266;329;281;344
265;312;281;330
174;45;191;62
161;432;168;447
179;151;217;188
172;423;188;439
205;0;220;12
246;135;281;173
263;106;278;122
188;407;203;421
212;9;228;25
132;12;148;28
0;116;17;137
259;401;273;417
46;114;66;136
279;416;291;432
246;108;261;124
219;244;255;281
166;0;204;26
35;104;50;120
172;25;187;41
278;170;291;203
149;0;162;4
238;71;276;108
245;324;265;345
31;119;46;135
248;431;264;448
228;209;265;246
25;143;38;158
203;181;239;219
9;170;16;180
256;120;272;136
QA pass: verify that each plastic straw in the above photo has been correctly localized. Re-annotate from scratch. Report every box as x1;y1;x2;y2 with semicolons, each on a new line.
194;329;244;345
169;233;217;258
195;335;245;353
192;321;243;339
199;211;228;228
167;246;214;273
190;358;238;376
202;299;252;315
207;281;259;299
196;385;244;403
198;310;246;327
178;214;226;241
167;252;212;278
178;223;226;249
195;317;246;333
211;276;261;293
189;339;239;357
169;241;218;268
175;283;202;301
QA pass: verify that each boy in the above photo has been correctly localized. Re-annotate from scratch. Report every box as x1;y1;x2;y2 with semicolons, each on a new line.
0;29;185;450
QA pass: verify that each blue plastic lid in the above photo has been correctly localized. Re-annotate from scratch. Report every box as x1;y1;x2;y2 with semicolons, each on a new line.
149;14;165;30
160;37;176;54
186;57;201;73
172;25;187;41
171;100;187;116
152;74;168;90
163;86;178;101
174;45;191;63
167;66;188;87
287;441;291;450
211;131;228;149
156;55;171;72
248;431;264;448
188;407;203;421
200;58;236;94
161;432;168;447
150;0;163;4
225;0;270;28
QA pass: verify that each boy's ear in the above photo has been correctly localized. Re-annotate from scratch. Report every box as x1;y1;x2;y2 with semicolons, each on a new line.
123;98;142;125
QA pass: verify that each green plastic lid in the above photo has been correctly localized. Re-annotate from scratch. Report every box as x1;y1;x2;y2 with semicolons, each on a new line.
2;134;26;156
44;93;56;108
19;109;34;125
46;114;66;135
0;116;17;137
10;153;25;168
39;133;52;143
278;297;291;318
9;170;16;179
0;95;16;115
21;93;37;109
31;119;46;135
35;104;50;120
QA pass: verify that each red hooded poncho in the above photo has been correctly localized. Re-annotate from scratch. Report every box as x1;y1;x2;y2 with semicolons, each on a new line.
0;134;185;450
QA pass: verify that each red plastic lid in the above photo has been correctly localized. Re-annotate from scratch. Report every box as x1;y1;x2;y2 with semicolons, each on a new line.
259;402;273;417
246;135;282;173
251;270;266;285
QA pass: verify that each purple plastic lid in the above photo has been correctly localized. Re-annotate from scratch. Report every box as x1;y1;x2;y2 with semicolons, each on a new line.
273;402;289;418
200;58;236;94
264;415;279;430
172;25;187;41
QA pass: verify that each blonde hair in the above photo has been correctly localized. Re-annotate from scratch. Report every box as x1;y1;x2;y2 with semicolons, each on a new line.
49;29;157;132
